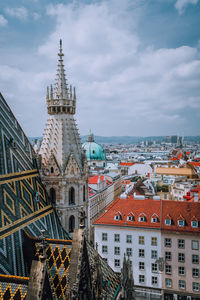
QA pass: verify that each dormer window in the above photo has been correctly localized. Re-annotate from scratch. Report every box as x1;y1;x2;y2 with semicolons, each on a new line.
114;212;122;220
151;214;159;223
127;213;134;221
139;214;146;222
165;219;171;226
178;220;185;227
191;221;198;228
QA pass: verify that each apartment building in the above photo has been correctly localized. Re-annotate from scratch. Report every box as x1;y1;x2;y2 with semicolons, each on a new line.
93;196;200;299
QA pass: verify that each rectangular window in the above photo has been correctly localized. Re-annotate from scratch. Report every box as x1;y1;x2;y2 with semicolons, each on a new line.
193;282;199;292
139;262;145;270
126;235;132;243
151;237;157;246
152;263;158;272
151;250;157;259
178;220;185;227
165;252;171;261
165;219;171;226
102;233;107;241
102;245;108;253
114;259;120;267
178;239;185;249
179;280;185;289
139;249;145;257
165;238;171;247
178;266;185;276
191;221;198;228
139;275;145;283
114;246;120;255
178;253;185;262
126;248;132;256
165;278;172;288
165;265;172;274
139;236;144;245
192;240;199;250
114;234;120;242
192;268;199;278
192;255;199;264
152;276;158;285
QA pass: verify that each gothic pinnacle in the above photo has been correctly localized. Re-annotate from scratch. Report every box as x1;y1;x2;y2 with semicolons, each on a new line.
46;86;49;100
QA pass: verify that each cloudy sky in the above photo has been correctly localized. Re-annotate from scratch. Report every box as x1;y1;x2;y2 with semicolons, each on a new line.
0;0;200;137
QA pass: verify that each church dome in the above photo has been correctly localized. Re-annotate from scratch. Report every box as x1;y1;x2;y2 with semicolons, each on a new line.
82;133;106;161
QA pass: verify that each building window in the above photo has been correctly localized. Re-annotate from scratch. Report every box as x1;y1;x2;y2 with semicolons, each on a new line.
114;259;120;267
139;275;145;283
126;235;132;243
165;219;171;226
152;263;158;273
152;276;158;285
83;185;86;202
178;253;185;262
102;233;107;241
193;282;199;292
178;266;185;276
179;280;185;289
49;187;56;205
69;215;75;233
139;262;145;270
114;234;120;242
151;217;159;223
69;187;75;205
192;268;199;278
165;252;171;261
114;247;120;255
151;250;157;259
192;255;199;264
178;220;185;227
165;278;172;288
139;216;146;222
114;214;122;220
151;237;157;246
165;265;172;274
126;248;132;256
192;240;199;250
191;221;198;228
50;167;54;173
139;249;145;257
102;245;108;254
139;236;144;245
127;215;134;221
165;238;171;247
178;239;185;249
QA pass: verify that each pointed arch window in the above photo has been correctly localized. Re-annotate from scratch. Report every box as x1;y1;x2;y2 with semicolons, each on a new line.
83;185;86;202
50;167;54;173
151;213;159;223
69;215;75;233
49;187;56;205
69;187;75;205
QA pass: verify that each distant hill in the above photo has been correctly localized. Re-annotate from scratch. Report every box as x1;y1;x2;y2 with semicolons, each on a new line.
29;136;200;145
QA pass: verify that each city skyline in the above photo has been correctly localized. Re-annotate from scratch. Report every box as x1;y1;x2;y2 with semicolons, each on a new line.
0;0;200;137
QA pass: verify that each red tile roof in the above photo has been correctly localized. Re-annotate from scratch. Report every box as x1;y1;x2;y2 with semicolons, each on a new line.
89;175;105;184
94;196;200;233
120;162;134;166
190;162;200;167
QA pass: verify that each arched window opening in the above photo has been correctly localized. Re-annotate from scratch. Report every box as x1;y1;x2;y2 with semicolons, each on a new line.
69;187;75;205
83;185;86;202
49;187;56;205
51;167;54;173
69;215;75;233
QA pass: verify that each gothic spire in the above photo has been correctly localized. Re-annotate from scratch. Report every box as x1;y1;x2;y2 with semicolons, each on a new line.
54;39;68;100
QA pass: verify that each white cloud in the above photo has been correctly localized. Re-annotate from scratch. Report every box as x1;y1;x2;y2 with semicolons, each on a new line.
5;6;28;21
1;0;200;136
32;12;40;20
175;0;199;15
0;14;8;26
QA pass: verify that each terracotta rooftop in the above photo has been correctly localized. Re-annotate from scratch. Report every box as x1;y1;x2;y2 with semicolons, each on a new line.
119;162;134;166
94;196;200;233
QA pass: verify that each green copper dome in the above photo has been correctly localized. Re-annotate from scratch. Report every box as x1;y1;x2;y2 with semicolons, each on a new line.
82;133;106;161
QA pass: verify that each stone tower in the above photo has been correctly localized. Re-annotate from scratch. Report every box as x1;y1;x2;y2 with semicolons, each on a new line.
39;40;88;235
